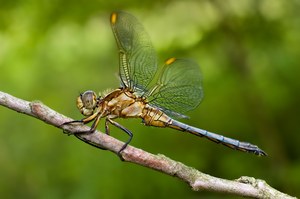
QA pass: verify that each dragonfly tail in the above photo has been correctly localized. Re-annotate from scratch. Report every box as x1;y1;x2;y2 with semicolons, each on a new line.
170;119;267;156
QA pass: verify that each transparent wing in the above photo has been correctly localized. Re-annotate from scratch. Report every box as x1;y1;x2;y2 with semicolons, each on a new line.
110;11;157;94
147;58;203;117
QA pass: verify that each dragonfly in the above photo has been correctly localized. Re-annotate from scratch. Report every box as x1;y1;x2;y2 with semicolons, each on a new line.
63;11;267;156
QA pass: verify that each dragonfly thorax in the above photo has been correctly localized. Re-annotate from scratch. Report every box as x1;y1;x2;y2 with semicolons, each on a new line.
105;89;145;118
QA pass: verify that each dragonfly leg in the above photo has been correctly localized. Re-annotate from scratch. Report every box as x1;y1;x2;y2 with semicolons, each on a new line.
105;119;110;135
74;134;107;150
106;117;133;157
62;113;107;150
63;110;100;125
89;113;102;132
62;111;102;134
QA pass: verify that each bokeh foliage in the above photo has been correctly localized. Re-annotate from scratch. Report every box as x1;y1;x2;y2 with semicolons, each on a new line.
0;0;299;198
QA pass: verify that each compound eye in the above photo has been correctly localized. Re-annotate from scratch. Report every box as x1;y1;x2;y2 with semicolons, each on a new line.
77;90;98;116
81;91;97;109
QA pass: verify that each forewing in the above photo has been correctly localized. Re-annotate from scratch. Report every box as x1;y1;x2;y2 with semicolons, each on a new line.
149;58;203;117
110;11;157;93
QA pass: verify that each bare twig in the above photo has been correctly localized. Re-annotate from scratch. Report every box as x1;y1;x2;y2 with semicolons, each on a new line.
0;91;296;199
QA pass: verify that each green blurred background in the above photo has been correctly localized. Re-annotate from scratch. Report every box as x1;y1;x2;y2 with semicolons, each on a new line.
0;0;299;198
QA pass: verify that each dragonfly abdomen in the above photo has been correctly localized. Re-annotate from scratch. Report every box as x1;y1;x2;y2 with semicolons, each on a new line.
170;119;267;156
142;105;172;127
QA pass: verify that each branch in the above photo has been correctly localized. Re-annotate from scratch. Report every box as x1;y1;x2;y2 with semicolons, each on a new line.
0;91;296;199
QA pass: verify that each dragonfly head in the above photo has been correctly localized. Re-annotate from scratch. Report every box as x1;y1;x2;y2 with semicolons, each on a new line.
76;90;98;116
